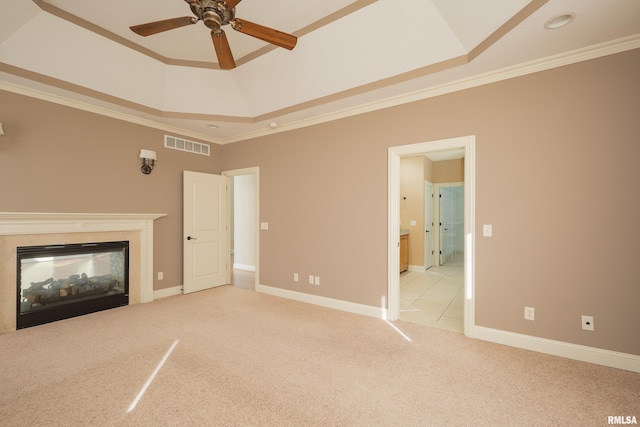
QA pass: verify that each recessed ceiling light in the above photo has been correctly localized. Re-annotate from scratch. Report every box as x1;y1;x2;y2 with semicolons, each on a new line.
206;124;219;129
545;13;575;29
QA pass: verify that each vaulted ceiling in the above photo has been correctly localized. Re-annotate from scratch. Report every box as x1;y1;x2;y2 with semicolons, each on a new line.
1;0;639;144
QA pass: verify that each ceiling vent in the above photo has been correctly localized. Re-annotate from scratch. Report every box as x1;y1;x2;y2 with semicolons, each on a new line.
164;135;210;156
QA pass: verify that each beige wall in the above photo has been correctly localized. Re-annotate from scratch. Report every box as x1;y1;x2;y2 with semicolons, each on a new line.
1;48;638;356
433;159;464;183
223;49;640;356
0;93;221;291
400;156;427;266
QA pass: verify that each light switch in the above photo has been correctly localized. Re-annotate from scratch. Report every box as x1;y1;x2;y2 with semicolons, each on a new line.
483;224;492;237
260;222;269;230
410;220;417;226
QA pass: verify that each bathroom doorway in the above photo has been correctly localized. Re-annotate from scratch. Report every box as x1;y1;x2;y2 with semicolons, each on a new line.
388;136;475;337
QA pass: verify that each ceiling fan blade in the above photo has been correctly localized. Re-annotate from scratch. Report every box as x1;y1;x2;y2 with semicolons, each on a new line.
231;18;297;50
130;17;196;36
224;0;243;9
211;30;236;70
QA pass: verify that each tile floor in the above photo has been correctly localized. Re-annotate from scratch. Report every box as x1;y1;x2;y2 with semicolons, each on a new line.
399;253;464;333
231;267;255;290
230;255;256;290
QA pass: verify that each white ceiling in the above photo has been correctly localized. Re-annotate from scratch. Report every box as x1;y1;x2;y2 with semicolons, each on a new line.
0;0;639;144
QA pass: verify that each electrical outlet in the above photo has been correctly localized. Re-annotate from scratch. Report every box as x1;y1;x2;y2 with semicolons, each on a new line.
293;273;299;282
309;275;314;285
582;315;594;331
524;306;535;321
157;272;163;280
483;224;492;237
314;276;320;286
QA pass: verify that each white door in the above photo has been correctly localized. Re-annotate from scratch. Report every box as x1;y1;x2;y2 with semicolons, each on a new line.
183;171;230;294
424;181;434;269
439;187;454;265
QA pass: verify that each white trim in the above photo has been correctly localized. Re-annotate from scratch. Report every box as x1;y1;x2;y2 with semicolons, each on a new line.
389;136;476;339
0;212;165;304
222;167;260;291
2;36;638;145
256;284;384;319
217;36;640;144
153;285;182;300
257;285;640;373
0;80;222;145
475;326;640;373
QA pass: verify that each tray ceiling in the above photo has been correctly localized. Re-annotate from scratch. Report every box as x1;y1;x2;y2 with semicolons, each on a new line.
0;0;639;143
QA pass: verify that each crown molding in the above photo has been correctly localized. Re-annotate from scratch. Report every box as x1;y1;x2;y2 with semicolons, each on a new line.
218;35;640;144
2;35;639;145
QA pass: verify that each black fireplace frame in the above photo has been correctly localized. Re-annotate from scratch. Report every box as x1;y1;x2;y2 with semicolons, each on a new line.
16;241;129;329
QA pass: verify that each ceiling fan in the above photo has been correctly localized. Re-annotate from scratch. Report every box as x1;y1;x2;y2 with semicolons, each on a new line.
130;0;297;69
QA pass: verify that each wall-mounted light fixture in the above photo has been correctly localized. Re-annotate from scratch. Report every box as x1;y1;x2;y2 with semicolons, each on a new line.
139;149;157;174
0;122;5;137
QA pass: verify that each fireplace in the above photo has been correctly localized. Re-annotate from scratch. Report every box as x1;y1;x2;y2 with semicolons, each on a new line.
0;212;165;333
17;241;129;329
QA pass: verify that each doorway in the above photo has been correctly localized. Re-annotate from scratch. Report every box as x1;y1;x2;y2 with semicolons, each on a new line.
223;167;259;290
388;136;475;338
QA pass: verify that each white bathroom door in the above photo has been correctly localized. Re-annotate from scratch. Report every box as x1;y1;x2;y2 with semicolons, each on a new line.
439;187;453;265
424;181;434;269
183;171;230;294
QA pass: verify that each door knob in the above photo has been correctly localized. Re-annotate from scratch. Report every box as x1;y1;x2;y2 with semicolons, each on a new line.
186;236;197;240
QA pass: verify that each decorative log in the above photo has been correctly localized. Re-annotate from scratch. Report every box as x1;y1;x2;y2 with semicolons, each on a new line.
27;277;53;290
22;272;121;306
25;287;59;304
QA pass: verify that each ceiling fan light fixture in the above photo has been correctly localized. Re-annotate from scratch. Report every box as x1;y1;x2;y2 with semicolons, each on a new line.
545;13;575;29
132;0;297;70
203;10;223;29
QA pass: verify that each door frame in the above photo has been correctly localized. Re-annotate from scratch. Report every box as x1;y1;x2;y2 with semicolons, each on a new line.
222;167;260;290
388;136;476;338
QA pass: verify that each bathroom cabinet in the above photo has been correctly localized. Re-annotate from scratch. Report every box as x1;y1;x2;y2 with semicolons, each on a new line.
400;234;409;273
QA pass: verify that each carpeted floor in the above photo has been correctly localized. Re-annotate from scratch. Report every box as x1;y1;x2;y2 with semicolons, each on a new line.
0;285;638;426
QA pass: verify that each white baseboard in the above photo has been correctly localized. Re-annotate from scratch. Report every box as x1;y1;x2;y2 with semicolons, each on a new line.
154;283;640;373
233;263;256;272
153;285;182;300
473;326;640;373
409;265;425;272
256;284;383;319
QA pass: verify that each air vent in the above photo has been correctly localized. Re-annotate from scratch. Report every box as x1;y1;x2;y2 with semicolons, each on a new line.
164;135;210;156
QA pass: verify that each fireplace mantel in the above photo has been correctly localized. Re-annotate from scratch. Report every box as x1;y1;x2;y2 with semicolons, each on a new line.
0;212;165;332
0;212;166;234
